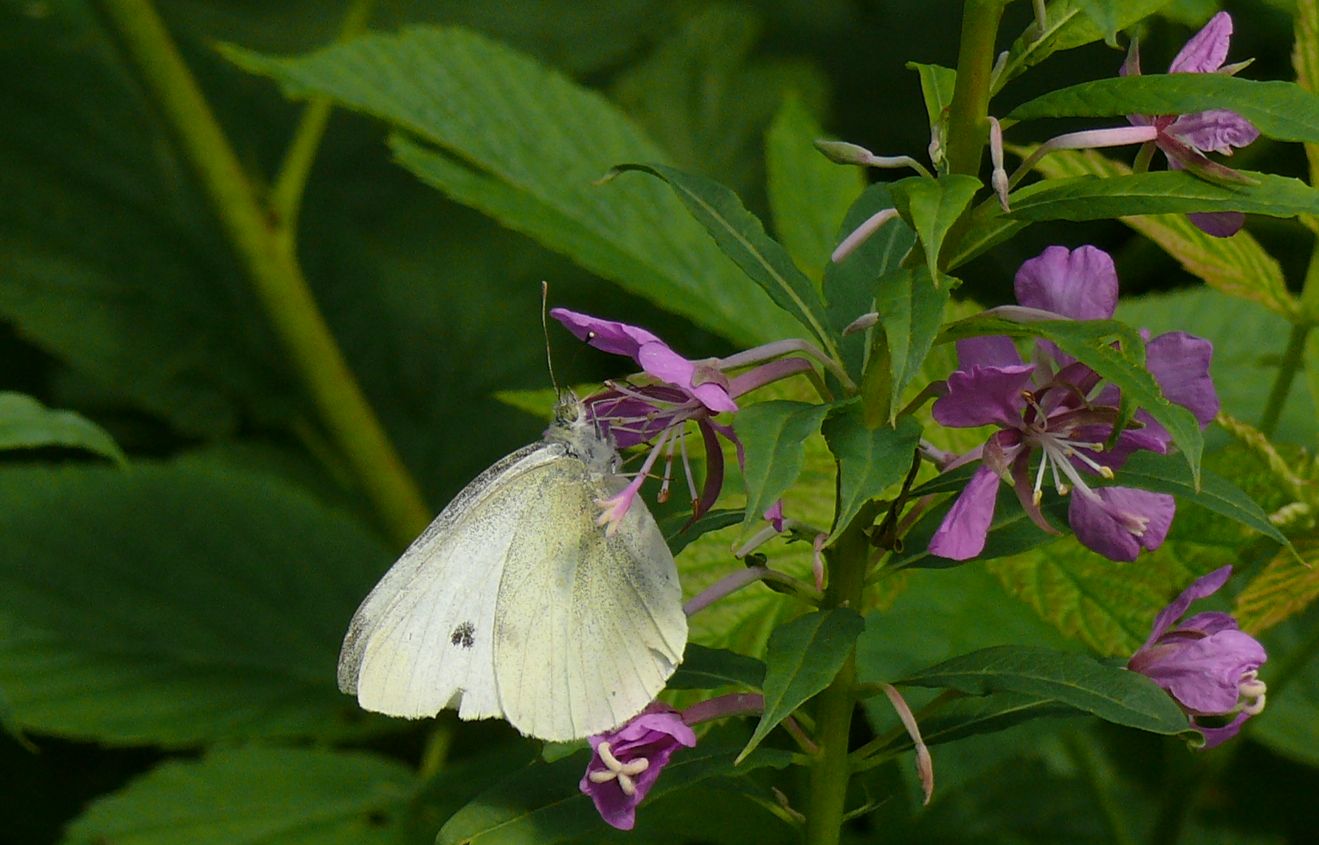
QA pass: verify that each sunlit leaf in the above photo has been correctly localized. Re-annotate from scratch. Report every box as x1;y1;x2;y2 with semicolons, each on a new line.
0;392;124;463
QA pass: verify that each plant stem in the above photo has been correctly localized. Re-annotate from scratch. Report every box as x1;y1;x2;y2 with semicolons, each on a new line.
92;0;430;547
270;0;375;245
802;502;876;845
1258;323;1309;437
944;0;1006;177
1065;734;1138;845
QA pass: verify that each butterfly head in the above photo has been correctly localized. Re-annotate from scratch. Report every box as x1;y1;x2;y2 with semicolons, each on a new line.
547;389;619;473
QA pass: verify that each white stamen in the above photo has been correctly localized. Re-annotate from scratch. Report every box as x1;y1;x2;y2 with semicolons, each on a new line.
618;773;637;796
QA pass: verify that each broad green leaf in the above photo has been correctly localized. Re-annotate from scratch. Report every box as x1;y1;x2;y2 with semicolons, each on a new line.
939;314;1204;484
63;747;416;845
611;5;829;200
1074;0;1121;43
909;62;957;137
821;407;921;541
1309;331;1319;443
0;392;124;463
824;184;916;378
610;163;839;358
1235;538;1319;634
1008;171;1319;222
888;175;982;281
0;462;391;745
733;400;833;528
1021;148;1299;319
1115;452;1289;546
437;742;794;844
1296;0;1319;187
874;264;952;421
229;28;799;347
866;691;1076;756
1250;611;1319;768
1009;75;1319;143
898;645;1193;735
669;644;766;690
739;608;865;762
766;96;866;281
993;0;1174;93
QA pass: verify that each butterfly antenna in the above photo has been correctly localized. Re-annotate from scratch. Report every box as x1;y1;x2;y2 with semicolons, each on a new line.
541;281;561;400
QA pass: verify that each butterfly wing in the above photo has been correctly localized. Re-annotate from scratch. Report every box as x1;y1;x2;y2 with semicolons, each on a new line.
337;442;562;720
492;459;687;740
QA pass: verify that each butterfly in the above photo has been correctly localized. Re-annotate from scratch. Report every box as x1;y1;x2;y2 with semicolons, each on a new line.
336;393;688;741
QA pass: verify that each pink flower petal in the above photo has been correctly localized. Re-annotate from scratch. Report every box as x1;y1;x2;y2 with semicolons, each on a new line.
1014;245;1119;320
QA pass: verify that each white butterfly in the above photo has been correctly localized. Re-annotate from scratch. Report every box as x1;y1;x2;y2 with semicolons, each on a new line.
337;394;688;741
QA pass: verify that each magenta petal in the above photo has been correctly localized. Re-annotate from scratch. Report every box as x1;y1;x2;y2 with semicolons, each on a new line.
1194;711;1250;749
550;307;663;359
1138;629;1267;713
929;465;1000;560
1188;210;1245;238
636;343;737;413
1014;245;1119;320
1068;487;1174;562
1145;332;1219;426
1169;11;1233;74
1166;110;1259;155
933;364;1035;428
1144;566;1233;646
1178;611;1239;637
956;335;1023;369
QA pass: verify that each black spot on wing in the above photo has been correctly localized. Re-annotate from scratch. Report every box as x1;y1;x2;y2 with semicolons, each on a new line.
450;621;475;649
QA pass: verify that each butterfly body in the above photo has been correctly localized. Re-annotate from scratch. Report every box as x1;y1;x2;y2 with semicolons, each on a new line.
337;398;687;741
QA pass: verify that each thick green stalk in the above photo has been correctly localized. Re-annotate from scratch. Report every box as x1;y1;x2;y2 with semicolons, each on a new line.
92;0;430;547
802;503;875;845
944;0;1006;177
1258;323;1309;436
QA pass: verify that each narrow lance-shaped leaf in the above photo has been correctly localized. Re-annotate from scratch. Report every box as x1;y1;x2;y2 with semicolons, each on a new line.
765;96;866;282
898;645;1194;736
888;174;981;284
867;691;1077;756
610;163;841;362
668;644;767;690
908;62;956;166
1008;171;1319;223
1020;147;1299;320
1009;75;1319;144
993;0;1174;93
1295;0;1319;186
0;392;124;464
739;608;866;762
874;264;951;421
822;406;921;542
733;400;833;528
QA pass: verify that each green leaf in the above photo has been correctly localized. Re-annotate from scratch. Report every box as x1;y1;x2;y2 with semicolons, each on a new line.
822;407;921;541
1010;74;1319;143
63;747;416;845
1235;538;1319;634
669;644;766;690
938;315;1204;484
733;400;833;528
661;508;745;556
610;162;839;358
437;742;794;844
1114;452;1289;547
766;96;866;281
898;645;1193;735
0;462;392;745
994;0;1173;93
739;608;865;762
908;62;957;139
824;184;917;379
1022;148;1299;319
1296;0;1319;187
868;690;1076;756
1007;171;1319;222
888;175;982;280
0;392;124;463
228;27;799;347
1250;612;1319;768
874;264;951;420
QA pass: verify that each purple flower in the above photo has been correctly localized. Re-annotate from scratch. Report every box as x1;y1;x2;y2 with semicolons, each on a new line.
1123;11;1259;236
1129;566;1268;748
551;308;812;529
580;703;697;830
928;245;1219;562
